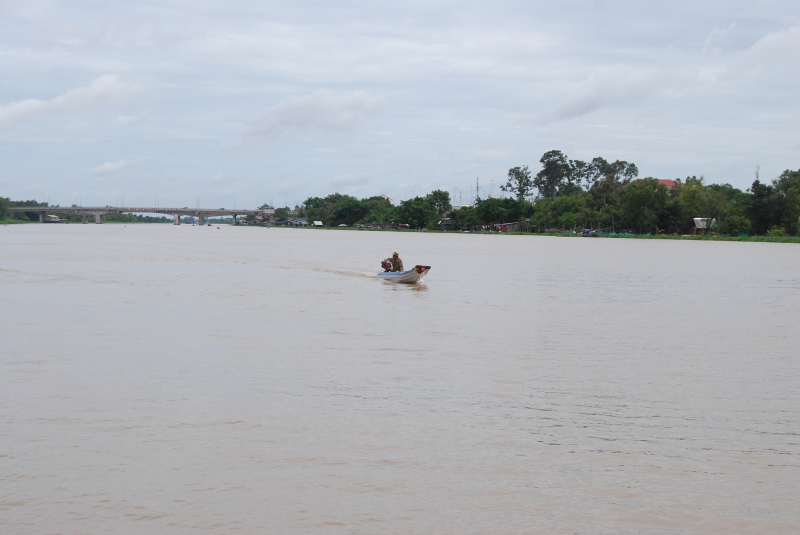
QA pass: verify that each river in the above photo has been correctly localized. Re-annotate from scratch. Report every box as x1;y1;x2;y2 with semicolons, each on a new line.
1;224;798;534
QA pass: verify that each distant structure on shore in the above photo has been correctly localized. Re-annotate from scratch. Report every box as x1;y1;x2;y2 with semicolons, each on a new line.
8;206;269;225
633;178;677;188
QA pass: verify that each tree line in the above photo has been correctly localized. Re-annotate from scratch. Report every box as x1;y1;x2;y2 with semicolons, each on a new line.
291;151;799;236
3;152;798;235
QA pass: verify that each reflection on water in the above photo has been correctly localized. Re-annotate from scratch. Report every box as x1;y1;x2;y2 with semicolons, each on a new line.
1;224;799;534
380;280;429;291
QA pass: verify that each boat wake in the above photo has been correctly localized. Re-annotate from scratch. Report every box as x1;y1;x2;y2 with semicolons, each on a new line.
312;267;378;279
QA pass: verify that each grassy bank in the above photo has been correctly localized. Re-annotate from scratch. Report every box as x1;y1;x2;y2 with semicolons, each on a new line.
469;230;800;243
595;233;800;243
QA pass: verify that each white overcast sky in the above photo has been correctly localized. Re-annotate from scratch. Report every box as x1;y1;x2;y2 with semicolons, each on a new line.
1;0;798;208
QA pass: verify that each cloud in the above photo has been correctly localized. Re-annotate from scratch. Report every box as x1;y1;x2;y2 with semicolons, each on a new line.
330;173;373;187
65;120;92;133
92;157;147;175
703;23;737;49
111;108;152;126
538;65;682;123
211;171;237;184
0;75;142;129
1;3;798;199
436;148;510;160
731;25;800;76
540;25;799;124
232;90;385;146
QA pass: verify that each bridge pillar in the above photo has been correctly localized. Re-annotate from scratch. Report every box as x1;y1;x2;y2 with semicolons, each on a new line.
95;214;103;224
82;215;88;224
232;214;236;226
198;215;205;225
174;214;180;225
39;211;45;223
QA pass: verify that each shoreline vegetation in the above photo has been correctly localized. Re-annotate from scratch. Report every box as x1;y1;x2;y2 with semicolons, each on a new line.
3;149;798;240
286;226;800;243
3;215;796;242
281;151;800;239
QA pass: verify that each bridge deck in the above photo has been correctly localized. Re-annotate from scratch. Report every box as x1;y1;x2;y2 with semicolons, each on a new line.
9;207;267;216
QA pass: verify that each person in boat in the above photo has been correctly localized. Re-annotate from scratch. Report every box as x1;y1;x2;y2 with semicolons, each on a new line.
380;252;403;272
389;252;403;272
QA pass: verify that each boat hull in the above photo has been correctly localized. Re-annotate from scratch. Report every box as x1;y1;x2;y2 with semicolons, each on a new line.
377;265;431;283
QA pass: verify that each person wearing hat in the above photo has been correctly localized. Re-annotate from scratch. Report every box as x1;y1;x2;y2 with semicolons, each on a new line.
383;252;403;272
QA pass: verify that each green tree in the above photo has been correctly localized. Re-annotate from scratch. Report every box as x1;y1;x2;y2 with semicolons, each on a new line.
361;195;394;225
621;178;669;234
657;199;684;234
452;206;481;230
745;180;781;235
550;195;586;230
718;215;751;236
501;165;534;200
330;198;368;226
533;150;571;199
584;157;639;189
476;198;509;226
766;226;787;237
0;197;9;220
304;193;351;225
529;195;586;232
425;189;452;216
274;207;290;221
680;176;726;233
394;196;438;229
773;168;800;235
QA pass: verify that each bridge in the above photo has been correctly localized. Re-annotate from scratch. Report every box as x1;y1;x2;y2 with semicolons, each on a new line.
8;206;273;225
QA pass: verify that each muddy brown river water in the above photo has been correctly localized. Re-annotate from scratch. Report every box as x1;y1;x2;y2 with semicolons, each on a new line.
1;224;798;534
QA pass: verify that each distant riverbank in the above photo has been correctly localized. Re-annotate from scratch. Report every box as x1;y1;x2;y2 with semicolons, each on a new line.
279;225;800;243
6;219;798;243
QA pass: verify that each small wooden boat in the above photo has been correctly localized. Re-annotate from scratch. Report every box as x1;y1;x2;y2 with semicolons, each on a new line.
377;265;431;283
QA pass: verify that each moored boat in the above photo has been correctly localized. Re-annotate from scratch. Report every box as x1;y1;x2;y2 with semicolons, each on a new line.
377;265;431;283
